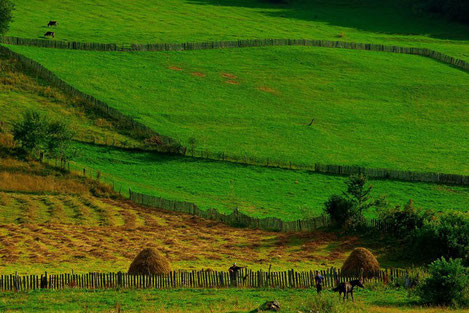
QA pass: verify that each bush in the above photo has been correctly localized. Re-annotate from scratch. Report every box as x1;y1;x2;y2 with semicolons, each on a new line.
417;211;469;264
13;110;73;161
0;0;14;35
416;257;469;307
324;195;356;228
377;199;426;238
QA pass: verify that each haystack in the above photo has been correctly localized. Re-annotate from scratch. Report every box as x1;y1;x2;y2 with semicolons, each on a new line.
128;248;171;275
341;247;380;278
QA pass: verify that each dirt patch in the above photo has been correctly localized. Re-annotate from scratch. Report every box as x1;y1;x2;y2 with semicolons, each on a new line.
222;73;236;79
225;80;239;85
169;66;182;71
191;72;206;77
258;86;278;94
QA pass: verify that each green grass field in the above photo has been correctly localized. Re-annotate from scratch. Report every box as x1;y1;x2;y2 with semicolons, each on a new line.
0;288;465;313
72;143;469;221
7;0;469;62
9;45;469;174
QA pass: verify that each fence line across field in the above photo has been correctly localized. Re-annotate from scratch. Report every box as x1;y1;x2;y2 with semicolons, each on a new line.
1;44;468;186
130;190;329;232
184;148;469;186
1;36;468;72
0;268;408;291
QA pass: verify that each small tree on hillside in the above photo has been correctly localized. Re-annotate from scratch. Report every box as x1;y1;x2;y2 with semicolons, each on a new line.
13;110;73;161
343;174;374;215
0;0;14;35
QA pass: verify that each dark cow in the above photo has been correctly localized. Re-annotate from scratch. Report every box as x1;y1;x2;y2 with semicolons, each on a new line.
44;31;55;38
48;21;58;27
332;279;364;301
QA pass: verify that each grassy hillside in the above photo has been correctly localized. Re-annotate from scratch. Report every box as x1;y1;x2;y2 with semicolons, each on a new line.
71;143;469;221
7;0;469;62
0;157;377;274
0;56;139;147
9;45;469;174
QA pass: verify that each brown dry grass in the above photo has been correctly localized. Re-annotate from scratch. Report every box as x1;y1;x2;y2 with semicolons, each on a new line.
0;158;368;274
0;171;89;194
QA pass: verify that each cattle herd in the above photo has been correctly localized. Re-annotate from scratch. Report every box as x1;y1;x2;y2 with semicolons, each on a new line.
44;20;58;38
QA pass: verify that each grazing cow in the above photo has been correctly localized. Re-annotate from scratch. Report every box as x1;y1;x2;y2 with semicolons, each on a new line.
332;279;364;301
44;31;55;38
48;21;58;27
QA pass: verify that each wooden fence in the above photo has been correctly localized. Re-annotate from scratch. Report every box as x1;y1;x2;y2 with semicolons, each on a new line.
130;190;329;232
1;36;468;72
186;148;469;186
0;44;181;153
1;42;468;186
0;268;407;291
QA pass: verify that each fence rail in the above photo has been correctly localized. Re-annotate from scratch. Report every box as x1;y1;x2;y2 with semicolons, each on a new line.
0;268;407;291
130;190;329;232
1;36;468;72
185;148;469;186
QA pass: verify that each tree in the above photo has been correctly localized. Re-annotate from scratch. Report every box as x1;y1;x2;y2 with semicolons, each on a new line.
343;174;374;215
324;194;356;228
13;110;73;161
0;0;14;35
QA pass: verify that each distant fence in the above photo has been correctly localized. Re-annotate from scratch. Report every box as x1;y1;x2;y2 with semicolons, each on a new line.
0;44;180;151
130;190;329;232
185;149;469;186
0;268;408;291
1;36;468;72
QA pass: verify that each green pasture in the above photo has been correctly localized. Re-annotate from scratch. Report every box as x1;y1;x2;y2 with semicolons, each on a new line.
7;0;469;62
71;143;469;221
2;287;467;313
0;287;435;313
9;45;469;174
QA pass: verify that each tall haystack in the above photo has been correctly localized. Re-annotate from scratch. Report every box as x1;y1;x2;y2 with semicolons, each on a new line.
128;248;171;275
341;247;380;278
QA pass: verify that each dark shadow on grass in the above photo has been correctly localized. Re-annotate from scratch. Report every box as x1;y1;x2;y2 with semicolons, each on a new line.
187;0;469;41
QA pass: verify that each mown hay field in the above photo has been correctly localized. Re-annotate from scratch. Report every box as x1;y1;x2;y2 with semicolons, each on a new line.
7;0;469;62
9;45;469;174
0;159;374;274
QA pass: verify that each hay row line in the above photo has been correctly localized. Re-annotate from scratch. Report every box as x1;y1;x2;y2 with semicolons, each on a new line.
1;36;468;72
0;268;407;291
129;190;330;232
0;44;180;151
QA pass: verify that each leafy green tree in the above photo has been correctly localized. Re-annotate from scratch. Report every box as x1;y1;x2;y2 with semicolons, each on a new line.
0;0;14;35
324;194;356;228
416;257;469;307
13;110;73;161
343;174;374;215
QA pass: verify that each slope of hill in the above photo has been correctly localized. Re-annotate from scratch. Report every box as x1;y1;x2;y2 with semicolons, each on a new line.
7;0;469;62
8;45;469;174
0;55;139;147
